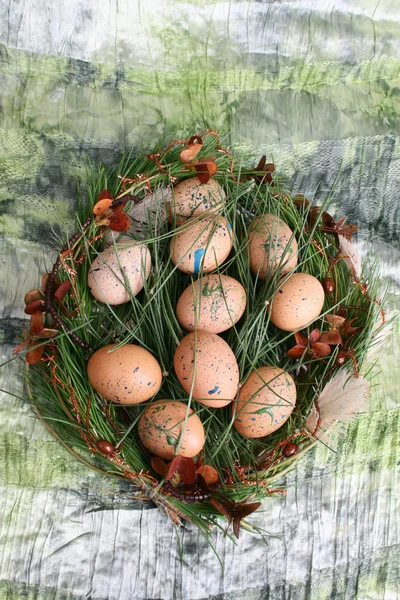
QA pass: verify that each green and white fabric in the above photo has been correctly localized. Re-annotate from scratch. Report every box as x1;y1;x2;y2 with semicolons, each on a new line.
0;1;399;598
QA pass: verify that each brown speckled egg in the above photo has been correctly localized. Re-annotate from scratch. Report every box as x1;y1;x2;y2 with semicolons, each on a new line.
248;213;298;279
176;274;246;333
171;177;226;224
174;331;239;408
270;273;325;331
170;216;233;275
233;366;296;438
138;400;205;459
87;344;162;404
88;242;151;305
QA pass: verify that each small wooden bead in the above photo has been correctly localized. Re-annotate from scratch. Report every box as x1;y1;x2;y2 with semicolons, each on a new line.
282;443;299;458
96;440;115;456
322;278;335;293
335;351;347;366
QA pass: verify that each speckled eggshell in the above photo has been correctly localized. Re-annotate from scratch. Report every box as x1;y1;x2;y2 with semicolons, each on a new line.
170;216;233;275
270;272;325;332
87;344;162;405
138;400;205;460
233;366;296;438
176;274;247;333
88;242;151;305
171;177;226;224
174;331;239;408
248;213;298;279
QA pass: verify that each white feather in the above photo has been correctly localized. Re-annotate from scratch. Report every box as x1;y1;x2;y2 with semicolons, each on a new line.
338;234;362;279
305;369;369;446
105;187;171;244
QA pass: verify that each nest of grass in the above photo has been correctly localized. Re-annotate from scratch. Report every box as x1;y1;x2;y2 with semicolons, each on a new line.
16;132;391;543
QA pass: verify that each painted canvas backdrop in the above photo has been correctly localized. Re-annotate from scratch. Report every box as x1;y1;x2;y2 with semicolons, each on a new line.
0;1;399;598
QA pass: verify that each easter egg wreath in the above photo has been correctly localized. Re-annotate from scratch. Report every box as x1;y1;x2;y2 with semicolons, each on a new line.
16;132;391;541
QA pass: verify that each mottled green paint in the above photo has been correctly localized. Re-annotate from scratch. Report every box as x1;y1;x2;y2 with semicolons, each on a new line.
1;3;400;596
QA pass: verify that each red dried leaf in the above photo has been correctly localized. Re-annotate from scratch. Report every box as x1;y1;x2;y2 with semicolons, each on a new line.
109;211;130;232
166;456;196;486
54;280;71;303
151;457;169;477
196;465;219;485
30;312;44;335
24;299;45;315
26;344;44;365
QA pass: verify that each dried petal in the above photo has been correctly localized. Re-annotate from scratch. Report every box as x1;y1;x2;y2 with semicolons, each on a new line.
194;160;218;183
196;465;219;485
311;342;332;357
54;280;71;303
210;497;233;521
112;199;128;212
41;273;50;292
326;314;346;329
109;211;130;232
197;473;211;491
41;273;60;293
13;339;30;356
36;328;59;339
233;502;261;538
294;332;308;347
321;212;335;228
180;143;202;163
93;198;113;216
98;190;113;201
293;194;310;210
319;330;342;345
24;299;45;315
26;344;44;365
287;345;307;359
255;155;267;171
166;456;196;486
188;135;203;145
151;457;169;477
339;224;358;239
308;329;321;344
253;156;275;184
195;450;203;470
24;289;42;305
30;311;44;335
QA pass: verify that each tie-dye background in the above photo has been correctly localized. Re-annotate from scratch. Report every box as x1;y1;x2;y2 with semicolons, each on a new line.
0;1;399;598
